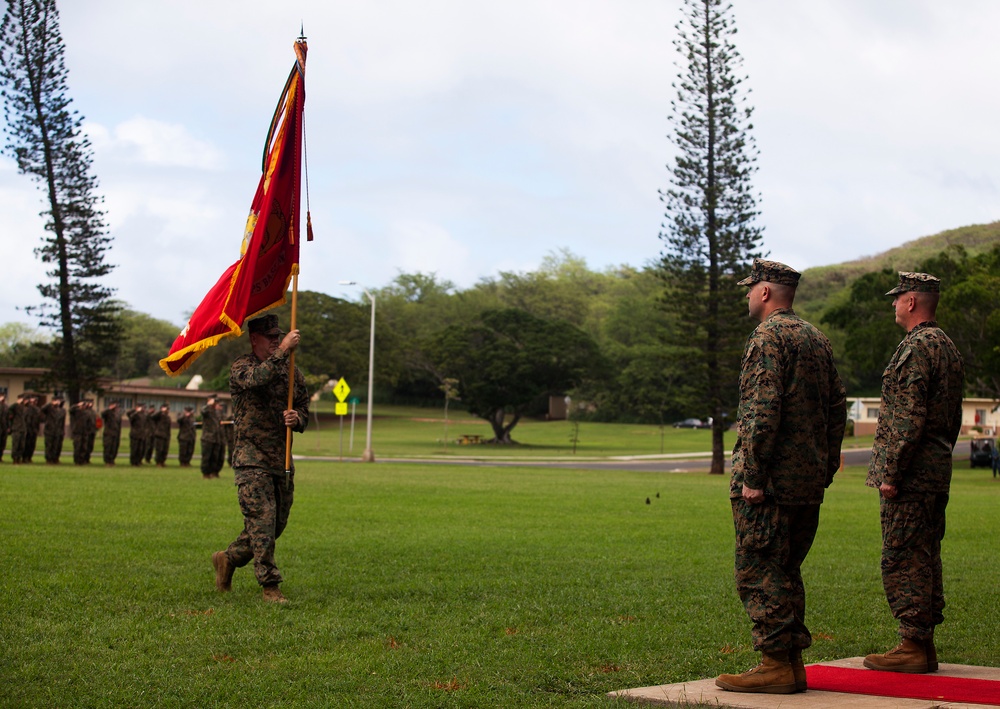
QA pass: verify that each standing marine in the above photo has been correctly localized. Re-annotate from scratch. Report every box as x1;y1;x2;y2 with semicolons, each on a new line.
716;259;847;694
150;403;172;467
40;397;67;463
0;393;8;462
177;406;196;467
23;395;40;463
864;272;964;674
7;394;27;464
101;402;123;465
200;397;223;479
69;401;91;465
127;404;148;466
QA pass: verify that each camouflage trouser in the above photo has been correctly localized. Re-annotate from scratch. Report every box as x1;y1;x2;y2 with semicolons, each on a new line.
24;432;37;462
153;436;169;465
45;432;64;463
225;467;294;587
10;430;25;462
72;435;88;464
178;438;195;465
129;435;146;465
201;440;224;474
103;433;119;463
880;493;947;641
732;499;821;652
0;429;6;460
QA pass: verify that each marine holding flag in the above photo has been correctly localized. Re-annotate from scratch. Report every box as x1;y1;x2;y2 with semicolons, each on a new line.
157;37;312;602
212;314;308;604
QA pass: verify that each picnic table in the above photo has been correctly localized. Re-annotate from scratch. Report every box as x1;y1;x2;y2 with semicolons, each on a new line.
458;434;483;445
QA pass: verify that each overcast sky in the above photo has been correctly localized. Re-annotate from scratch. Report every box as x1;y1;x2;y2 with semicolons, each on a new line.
1;0;998;330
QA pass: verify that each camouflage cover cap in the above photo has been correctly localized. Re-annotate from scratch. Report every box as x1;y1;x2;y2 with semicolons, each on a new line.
737;258;801;287
247;314;285;337
885;272;940;296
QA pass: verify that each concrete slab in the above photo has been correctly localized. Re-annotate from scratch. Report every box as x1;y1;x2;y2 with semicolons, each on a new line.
609;657;1000;709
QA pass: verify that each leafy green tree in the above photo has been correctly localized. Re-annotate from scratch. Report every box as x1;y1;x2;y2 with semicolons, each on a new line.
923;245;1000;399
372;272;469;403
273;291;370;386
0;321;49;364
659;0;764;473
0;0;120;402
431;309;604;443
821;269;900;395
112;307;182;380
574;266;702;423
474;249;609;329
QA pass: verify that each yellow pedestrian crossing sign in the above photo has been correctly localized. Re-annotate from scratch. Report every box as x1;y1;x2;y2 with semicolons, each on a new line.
335;402;348;415
333;378;350;402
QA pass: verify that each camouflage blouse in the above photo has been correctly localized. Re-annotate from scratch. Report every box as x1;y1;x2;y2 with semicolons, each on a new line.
867;322;964;493
101;409;122;435
731;308;847;504
229;349;309;472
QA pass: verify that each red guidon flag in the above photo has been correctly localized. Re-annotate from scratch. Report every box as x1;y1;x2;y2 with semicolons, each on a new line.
159;38;309;376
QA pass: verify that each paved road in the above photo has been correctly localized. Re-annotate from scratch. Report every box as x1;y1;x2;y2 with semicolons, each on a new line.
316;440;976;472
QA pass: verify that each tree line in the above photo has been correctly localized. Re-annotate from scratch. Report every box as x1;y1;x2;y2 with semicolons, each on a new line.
7;242;999;443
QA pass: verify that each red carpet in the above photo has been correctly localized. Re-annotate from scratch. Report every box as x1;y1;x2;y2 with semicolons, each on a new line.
806;664;1000;705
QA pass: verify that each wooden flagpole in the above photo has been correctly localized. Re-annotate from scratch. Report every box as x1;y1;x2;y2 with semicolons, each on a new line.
284;272;299;487
284;33;308;488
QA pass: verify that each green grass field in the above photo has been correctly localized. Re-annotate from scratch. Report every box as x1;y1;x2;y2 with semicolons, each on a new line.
2;458;998;708
295;404;878;459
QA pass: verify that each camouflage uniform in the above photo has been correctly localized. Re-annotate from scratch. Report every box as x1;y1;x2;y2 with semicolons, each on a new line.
23;399;40;463
0;396;8;462
867;274;964;643
176;409;196;466
41;401;66;463
150;406;172;466
730;261;847;654
200;403;224;477
220;336;308;588
101;406;122;464
222;418;235;467
83;404;97;463
127;407;148;466
143;409;154;464
69;405;88;464
8;398;26;463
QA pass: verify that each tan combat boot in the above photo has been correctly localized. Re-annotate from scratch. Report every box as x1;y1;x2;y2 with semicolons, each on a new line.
863;638;928;673
212;551;234;592
790;648;807;692
925;635;938;672
262;585;288;604
715;651;797;694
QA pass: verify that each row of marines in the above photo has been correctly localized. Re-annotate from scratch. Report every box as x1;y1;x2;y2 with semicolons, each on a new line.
0;395;232;476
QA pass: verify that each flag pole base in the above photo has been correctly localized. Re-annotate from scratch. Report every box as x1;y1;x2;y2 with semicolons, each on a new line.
362;449;375;463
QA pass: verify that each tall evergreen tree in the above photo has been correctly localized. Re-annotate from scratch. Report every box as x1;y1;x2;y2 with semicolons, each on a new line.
1;0;119;402
659;0;764;474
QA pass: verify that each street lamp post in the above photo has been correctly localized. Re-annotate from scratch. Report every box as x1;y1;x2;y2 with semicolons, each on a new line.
340;281;376;462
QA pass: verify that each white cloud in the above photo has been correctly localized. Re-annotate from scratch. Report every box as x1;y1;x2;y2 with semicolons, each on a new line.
2;0;999;330
85;117;224;170
387;219;472;280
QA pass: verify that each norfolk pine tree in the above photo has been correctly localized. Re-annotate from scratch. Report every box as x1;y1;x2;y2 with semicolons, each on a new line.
1;0;120;403
659;0;764;475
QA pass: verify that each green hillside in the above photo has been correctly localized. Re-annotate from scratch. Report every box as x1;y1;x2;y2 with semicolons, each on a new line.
795;220;1000;315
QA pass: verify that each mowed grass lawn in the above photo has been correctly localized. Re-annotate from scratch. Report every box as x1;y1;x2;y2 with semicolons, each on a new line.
296;404;878;458
1;461;998;707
